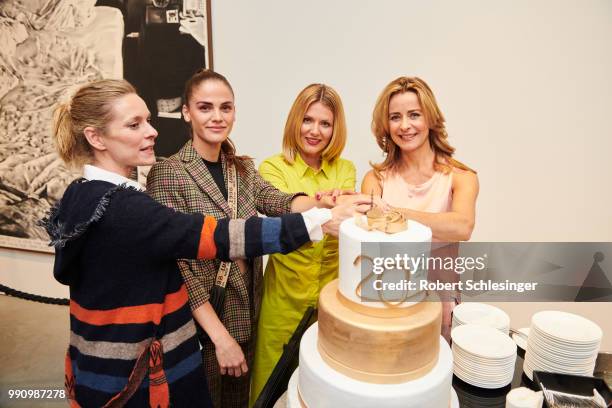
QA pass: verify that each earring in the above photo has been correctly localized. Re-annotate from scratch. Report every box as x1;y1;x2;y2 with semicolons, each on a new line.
381;136;387;153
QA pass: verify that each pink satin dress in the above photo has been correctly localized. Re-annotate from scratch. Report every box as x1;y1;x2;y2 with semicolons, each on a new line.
381;170;453;215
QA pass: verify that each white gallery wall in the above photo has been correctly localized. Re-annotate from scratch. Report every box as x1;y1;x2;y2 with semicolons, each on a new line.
212;0;612;242
1;1;611;342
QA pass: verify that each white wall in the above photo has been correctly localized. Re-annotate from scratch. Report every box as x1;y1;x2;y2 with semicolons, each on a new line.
212;0;612;242
207;0;612;349
0;248;65;298
2;0;611;346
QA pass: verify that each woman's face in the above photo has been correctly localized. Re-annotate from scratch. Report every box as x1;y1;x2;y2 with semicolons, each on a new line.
388;91;430;153
183;80;235;148
99;93;158;171
299;101;334;161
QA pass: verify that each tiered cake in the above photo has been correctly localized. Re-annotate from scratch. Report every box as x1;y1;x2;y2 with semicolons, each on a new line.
287;216;455;408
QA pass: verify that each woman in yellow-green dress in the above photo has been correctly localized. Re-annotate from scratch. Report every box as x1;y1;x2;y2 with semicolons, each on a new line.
250;84;356;403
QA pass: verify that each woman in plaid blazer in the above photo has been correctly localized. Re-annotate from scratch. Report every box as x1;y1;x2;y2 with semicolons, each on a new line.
146;70;358;408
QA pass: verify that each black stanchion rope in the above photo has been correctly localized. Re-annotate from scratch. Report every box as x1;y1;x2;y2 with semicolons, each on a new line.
0;283;69;305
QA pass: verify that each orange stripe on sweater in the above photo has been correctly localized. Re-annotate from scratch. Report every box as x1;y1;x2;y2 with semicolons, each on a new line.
70;285;188;326
197;215;217;260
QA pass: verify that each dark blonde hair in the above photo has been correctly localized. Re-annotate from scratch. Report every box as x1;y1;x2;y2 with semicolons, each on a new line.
52;79;136;167
183;68;249;174
282;83;347;164
371;76;474;175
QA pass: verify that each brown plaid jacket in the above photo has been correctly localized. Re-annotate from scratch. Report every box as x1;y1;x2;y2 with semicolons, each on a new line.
147;140;299;343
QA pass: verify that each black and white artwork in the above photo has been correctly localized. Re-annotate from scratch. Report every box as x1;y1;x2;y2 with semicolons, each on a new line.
0;0;212;252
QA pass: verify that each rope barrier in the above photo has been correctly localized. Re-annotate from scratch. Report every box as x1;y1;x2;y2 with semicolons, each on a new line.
0;283;68;305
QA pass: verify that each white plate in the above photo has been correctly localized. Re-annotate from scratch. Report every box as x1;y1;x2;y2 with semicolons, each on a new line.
523;362;594;381
524;354;595;373
531;311;602;344
453;352;515;368
454;363;514;377
530;326;600;349
529;339;600;358
452;324;517;359
526;343;595;362
524;351;596;377
512;327;529;350
453;366;513;389
453;352;516;367
454;361;516;376
453;344;517;361
453;303;510;330
454;358;515;369
529;335;598;355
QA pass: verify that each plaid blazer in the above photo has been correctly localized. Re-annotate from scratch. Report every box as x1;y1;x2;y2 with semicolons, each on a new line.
147;140;299;343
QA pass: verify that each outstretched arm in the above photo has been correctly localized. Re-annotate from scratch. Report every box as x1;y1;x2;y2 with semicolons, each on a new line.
257;156;351;213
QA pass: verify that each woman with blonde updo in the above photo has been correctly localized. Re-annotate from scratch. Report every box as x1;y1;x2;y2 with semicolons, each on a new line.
362;76;479;340
43;79;356;407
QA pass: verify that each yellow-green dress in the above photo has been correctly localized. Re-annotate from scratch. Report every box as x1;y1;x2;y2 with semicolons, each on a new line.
250;153;356;404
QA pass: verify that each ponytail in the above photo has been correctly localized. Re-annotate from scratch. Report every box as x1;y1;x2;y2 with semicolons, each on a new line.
51;79;136;168
52;102;91;167
220;138;250;175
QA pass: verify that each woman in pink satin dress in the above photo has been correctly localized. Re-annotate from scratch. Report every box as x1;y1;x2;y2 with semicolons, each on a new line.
362;76;479;341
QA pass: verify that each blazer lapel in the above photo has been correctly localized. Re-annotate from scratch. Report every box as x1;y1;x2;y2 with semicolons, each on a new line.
180;140;232;217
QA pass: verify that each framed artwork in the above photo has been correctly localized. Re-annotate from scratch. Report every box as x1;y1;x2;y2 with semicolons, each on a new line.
0;0;213;252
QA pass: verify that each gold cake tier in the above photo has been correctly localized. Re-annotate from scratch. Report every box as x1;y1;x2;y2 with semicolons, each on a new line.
317;279;442;384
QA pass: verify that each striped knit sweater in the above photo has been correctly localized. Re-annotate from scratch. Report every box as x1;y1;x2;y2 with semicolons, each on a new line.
41;179;310;407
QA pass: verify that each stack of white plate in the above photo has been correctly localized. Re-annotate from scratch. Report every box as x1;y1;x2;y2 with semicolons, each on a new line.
451;324;517;389
452;302;510;334
523;311;602;381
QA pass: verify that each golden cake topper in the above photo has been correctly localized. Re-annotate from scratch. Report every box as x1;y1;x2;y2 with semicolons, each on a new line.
355;206;408;234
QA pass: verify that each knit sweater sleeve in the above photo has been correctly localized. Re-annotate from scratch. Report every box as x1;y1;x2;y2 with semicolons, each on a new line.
112;189;311;262
108;189;211;260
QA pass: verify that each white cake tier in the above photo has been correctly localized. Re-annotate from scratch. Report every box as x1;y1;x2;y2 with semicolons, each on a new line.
339;217;432;309
298;323;453;408
287;369;459;408
286;368;301;408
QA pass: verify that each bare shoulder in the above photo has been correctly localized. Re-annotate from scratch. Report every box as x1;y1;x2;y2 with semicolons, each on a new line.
451;167;479;192
362;169;379;183
361;169;382;194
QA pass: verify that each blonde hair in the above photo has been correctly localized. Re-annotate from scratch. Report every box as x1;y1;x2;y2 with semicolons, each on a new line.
371;76;474;175
282;83;347;164
183;68;250;174
52;79;136;168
